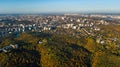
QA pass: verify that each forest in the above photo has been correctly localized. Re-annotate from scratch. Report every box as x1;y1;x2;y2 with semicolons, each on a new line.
0;25;120;67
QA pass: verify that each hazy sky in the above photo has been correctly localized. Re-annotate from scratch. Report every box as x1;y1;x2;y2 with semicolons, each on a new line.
0;0;120;14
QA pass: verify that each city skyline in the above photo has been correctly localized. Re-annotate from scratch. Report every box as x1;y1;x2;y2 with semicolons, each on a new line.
0;0;120;14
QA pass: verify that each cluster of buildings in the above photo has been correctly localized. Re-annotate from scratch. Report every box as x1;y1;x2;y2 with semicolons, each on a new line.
0;44;18;53
0;40;44;53
0;15;110;37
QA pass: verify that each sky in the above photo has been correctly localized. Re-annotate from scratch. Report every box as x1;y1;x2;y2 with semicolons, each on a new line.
0;0;120;14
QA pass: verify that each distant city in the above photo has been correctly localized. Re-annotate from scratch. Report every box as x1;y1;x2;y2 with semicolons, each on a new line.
0;14;120;37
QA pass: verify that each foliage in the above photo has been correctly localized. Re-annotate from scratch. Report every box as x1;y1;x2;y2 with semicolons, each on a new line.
0;31;120;67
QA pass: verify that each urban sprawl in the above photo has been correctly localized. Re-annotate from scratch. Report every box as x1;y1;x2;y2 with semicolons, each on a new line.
0;14;120;52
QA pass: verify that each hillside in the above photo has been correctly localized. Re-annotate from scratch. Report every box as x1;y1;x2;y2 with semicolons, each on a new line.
0;31;120;67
